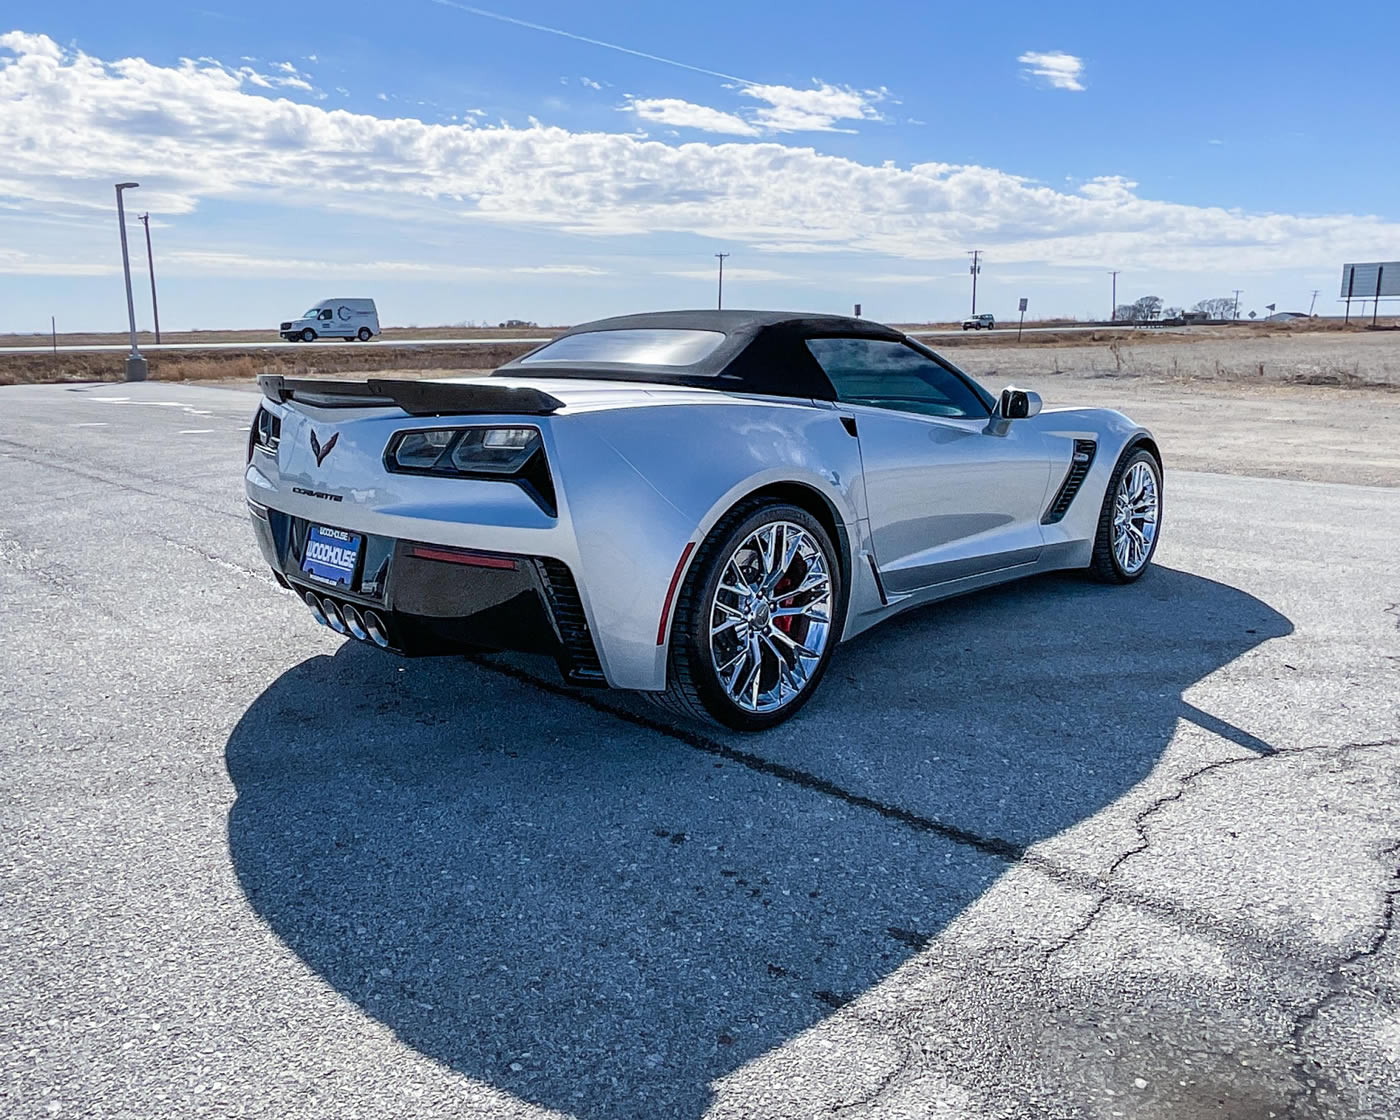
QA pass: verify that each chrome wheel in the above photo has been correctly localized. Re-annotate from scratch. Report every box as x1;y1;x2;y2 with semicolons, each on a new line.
1112;459;1160;575
708;521;833;714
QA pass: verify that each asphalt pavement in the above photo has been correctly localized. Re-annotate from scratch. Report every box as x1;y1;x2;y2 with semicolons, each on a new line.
2;382;1397;1120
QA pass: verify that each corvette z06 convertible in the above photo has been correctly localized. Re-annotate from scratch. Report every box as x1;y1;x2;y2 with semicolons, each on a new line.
246;310;1163;730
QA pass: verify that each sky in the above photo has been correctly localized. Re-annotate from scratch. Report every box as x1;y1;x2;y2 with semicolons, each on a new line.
2;1;1399;332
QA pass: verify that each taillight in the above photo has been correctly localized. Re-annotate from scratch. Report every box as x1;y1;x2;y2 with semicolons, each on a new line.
384;425;555;515
249;406;281;461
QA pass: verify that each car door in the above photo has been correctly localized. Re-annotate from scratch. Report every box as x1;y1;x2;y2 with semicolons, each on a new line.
805;337;1054;595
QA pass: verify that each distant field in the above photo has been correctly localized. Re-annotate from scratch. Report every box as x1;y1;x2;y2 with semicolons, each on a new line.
2;320;1396;389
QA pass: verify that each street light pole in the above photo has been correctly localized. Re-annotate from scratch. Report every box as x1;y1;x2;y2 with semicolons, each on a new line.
966;250;982;316
715;252;729;310
114;182;147;381
1108;270;1120;321
138;213;161;345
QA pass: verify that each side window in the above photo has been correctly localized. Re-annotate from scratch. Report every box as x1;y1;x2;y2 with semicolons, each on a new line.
320;309;333;320
805;338;989;419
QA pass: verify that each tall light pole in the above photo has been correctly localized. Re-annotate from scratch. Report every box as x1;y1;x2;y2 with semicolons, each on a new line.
967;250;982;315
1108;270;1120;321
114;182;147;381
137;213;161;345
715;252;729;310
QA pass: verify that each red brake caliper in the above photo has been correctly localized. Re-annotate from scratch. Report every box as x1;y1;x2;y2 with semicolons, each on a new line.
773;574;795;634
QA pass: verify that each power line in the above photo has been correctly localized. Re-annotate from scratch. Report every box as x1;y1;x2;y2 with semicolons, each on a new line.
966;250;982;316
1308;289;1319;317
1232;289;1243;320
714;252;729;310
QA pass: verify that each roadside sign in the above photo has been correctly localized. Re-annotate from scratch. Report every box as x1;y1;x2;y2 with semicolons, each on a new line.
1018;298;1028;312
853;303;861;318
1017;297;1028;339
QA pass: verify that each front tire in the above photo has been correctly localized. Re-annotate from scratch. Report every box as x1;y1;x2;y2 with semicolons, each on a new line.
300;328;317;342
655;501;843;731
1089;446;1162;583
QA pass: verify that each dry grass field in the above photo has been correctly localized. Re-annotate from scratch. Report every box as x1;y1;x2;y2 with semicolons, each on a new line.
2;321;1397;393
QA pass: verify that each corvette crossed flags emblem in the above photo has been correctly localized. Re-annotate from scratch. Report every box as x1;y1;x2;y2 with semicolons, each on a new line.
310;430;338;467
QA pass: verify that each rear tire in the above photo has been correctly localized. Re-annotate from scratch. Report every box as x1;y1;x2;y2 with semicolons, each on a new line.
1089;446;1162;583
357;327;372;341
301;328;317;342
653;500;843;731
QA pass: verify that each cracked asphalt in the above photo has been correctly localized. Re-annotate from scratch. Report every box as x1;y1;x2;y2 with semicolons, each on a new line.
2;381;1398;1120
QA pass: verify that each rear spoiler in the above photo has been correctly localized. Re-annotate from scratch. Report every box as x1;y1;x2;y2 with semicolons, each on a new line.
257;375;564;416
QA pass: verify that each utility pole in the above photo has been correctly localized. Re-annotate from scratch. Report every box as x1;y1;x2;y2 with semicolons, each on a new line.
966;250;982;315
114;182;147;381
1108;270;1120;321
1308;289;1319;317
1232;289;1243;320
714;252;729;310
137;213;161;344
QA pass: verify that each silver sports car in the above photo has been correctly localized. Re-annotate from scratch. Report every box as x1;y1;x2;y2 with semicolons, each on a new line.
246;310;1162;729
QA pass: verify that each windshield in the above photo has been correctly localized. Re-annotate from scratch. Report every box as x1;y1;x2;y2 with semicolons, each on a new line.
302;307;322;318
519;328;726;367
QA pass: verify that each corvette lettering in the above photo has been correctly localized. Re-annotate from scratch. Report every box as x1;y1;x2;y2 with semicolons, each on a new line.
292;486;343;501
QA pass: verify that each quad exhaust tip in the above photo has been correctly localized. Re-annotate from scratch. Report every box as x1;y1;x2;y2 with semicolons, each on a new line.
303;590;328;627
342;603;368;641
363;610;391;648
302;589;390;648
321;597;348;634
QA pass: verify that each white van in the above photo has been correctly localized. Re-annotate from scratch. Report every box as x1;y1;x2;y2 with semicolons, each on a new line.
280;298;380;342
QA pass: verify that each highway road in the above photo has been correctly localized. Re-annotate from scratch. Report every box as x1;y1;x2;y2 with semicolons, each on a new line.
0;323;1178;355
2;381;1396;1120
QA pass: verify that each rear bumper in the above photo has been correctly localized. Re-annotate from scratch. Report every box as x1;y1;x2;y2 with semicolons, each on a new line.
249;501;605;685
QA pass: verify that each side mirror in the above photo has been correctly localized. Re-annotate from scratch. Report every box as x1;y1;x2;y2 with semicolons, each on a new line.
998;386;1042;420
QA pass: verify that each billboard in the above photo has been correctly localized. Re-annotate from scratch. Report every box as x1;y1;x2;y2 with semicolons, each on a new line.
1341;262;1400;299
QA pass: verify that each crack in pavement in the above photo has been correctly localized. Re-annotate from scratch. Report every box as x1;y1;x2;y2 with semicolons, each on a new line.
1040;738;1400;964
1286;839;1400;1120
467;653;1400;982
0;438;247;525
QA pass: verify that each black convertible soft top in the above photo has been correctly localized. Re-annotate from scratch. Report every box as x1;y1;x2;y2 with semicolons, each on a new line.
492;309;911;399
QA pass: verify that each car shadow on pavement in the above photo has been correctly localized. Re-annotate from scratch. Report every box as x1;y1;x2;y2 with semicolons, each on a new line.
225;566;1291;1119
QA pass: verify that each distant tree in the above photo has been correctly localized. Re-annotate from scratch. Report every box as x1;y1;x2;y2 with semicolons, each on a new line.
1114;296;1164;322
1192;297;1235;320
1131;295;1164;321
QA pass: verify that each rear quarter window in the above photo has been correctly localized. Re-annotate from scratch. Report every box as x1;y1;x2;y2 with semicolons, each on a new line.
520;329;726;367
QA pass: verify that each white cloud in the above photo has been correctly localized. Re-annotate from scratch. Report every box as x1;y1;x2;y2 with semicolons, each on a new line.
738;80;886;132
661;266;805;283
0;247;115;275
510;265;609;276
163;251;605;279
629;97;759;136
1018;50;1085;92
579;76;602;90
2;33;1396;276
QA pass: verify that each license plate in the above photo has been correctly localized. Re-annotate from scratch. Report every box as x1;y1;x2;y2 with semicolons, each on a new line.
302;524;361;587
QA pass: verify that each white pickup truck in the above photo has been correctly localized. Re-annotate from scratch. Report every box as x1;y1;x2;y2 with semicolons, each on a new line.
961;313;996;331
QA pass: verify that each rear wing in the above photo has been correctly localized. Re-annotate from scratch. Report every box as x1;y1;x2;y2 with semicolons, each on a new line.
257;376;564;417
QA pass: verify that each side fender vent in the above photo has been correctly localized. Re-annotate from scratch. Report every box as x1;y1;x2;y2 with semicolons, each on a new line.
536;558;606;684
1042;439;1097;524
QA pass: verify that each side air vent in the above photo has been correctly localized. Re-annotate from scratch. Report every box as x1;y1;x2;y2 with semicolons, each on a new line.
1042;439;1097;524
536;559;606;685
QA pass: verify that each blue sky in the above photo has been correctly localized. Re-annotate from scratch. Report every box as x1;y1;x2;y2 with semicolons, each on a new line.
3;1;1398;331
